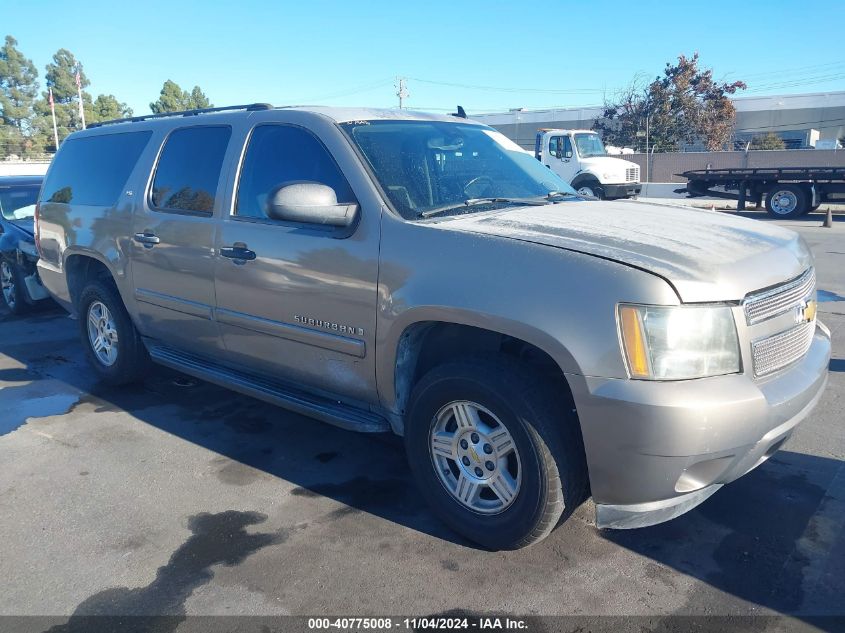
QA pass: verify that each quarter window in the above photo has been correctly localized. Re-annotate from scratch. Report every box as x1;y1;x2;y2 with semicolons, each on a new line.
236;125;354;220
41;131;152;206
151;126;231;214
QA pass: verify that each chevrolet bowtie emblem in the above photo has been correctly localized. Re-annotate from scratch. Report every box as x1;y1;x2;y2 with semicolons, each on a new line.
797;299;817;324
469;447;480;463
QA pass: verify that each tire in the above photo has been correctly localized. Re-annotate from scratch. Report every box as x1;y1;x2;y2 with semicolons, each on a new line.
765;184;809;218
575;181;604;200
0;256;29;315
404;356;588;550
77;278;149;385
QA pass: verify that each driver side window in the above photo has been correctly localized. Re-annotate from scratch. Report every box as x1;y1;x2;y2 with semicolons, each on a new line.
236;125;355;220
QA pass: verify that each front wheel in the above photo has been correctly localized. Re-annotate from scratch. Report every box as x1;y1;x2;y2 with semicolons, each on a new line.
404;357;588;550
575;182;604;199
0;257;28;315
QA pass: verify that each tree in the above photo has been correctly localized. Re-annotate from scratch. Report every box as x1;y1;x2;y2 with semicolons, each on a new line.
0;35;39;158
594;53;746;152
150;80;212;113
30;48;91;150
91;94;132;121
189;86;211;109
0;36;39;130
750;132;786;150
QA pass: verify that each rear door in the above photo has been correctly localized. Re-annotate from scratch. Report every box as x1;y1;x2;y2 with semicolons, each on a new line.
130;125;231;357
213;122;381;404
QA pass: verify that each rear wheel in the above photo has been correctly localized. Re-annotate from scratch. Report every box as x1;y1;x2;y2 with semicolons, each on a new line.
766;184;809;218
0;257;28;315
404;356;588;550
77;278;149;385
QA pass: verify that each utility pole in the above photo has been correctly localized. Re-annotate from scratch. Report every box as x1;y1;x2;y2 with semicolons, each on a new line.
395;76;409;109
645;114;650;185
48;88;59;150
75;68;86;130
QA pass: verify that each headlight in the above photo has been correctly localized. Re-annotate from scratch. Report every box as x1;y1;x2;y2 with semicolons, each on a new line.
618;304;740;380
17;240;39;258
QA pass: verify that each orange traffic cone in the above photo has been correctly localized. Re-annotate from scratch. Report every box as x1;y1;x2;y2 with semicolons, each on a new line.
822;207;833;228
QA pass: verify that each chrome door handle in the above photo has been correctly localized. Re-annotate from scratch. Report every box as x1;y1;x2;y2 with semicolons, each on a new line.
133;232;160;247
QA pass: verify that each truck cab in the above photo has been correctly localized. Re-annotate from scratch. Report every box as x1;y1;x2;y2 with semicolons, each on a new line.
534;129;642;199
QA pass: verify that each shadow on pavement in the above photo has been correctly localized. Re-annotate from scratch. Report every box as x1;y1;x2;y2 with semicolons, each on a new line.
602;449;844;627
0;310;468;548
1;310;842;624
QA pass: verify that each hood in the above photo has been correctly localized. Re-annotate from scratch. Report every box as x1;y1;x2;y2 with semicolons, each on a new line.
436;200;812;303
9;217;34;236
579;156;636;180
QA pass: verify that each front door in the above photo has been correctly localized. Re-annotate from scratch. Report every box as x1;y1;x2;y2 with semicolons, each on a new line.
213;123;380;405
130;125;231;357
548;135;578;184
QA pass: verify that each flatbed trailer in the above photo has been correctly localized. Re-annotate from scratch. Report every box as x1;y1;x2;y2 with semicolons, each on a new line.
678;166;845;218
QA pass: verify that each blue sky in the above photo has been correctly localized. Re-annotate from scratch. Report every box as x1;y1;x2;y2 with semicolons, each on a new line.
5;0;845;116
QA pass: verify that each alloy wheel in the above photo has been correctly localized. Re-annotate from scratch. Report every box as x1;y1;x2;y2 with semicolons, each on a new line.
1;261;16;310
430;400;522;514
87;300;119;366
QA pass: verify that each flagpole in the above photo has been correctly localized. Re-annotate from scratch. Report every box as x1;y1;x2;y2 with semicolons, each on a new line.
75;69;86;130
48;88;60;149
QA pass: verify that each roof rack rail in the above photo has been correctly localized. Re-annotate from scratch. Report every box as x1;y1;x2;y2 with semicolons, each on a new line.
88;103;274;128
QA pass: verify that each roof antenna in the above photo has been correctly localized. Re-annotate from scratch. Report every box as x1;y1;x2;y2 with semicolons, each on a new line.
452;105;467;119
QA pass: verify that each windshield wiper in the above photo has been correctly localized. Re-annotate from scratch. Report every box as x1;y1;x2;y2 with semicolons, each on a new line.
420;197;547;219
543;191;580;200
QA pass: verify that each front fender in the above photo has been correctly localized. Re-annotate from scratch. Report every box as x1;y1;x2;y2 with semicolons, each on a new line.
374;213;679;415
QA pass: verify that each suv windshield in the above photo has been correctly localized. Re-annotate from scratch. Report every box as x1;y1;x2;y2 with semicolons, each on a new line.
341;120;575;220
573;133;607;158
0;185;39;220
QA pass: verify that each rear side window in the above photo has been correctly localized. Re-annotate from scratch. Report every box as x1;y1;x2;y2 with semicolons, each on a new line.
41;131;152;206
236;125;354;220
151;126;231;214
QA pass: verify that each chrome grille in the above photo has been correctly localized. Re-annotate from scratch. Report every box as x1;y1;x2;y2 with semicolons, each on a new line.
625;166;639;182
752;320;815;377
743;268;815;324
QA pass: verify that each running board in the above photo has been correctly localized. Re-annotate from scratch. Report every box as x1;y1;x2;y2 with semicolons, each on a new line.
146;343;390;434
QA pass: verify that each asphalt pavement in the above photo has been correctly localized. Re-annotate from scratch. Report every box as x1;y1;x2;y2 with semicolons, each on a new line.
1;210;843;630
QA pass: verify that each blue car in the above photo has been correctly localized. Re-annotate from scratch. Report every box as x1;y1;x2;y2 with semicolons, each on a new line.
0;175;51;314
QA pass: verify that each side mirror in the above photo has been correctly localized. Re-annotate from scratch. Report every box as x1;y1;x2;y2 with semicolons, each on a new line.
266;182;359;227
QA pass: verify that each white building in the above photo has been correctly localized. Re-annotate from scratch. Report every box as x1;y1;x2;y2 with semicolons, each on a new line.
471;90;845;151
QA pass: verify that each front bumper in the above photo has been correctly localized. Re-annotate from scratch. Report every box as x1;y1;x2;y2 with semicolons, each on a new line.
603;182;642;199
567;323;831;529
